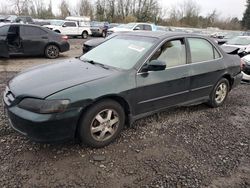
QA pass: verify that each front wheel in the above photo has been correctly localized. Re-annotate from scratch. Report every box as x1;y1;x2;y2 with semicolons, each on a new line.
45;45;59;59
78;100;125;148
207;78;230;108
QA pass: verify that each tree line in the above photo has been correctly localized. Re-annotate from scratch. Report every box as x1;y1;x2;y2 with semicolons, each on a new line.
1;0;246;30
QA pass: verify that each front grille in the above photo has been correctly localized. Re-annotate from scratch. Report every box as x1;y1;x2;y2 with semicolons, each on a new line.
3;86;15;106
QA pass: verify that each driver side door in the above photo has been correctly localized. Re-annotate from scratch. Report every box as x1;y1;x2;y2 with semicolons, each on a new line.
134;38;191;115
0;25;10;58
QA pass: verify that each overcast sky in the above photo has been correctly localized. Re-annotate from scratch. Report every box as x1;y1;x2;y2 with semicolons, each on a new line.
0;0;247;19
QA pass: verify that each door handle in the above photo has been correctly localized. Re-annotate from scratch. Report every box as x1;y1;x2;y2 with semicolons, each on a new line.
41;36;48;39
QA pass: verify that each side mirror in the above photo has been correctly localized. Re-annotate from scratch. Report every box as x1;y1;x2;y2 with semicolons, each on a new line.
62;24;67;27
134;26;140;31
141;60;166;72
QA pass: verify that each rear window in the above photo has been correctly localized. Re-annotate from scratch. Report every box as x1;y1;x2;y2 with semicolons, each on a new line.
144;25;152;31
22;26;47;36
188;38;221;63
64;22;77;27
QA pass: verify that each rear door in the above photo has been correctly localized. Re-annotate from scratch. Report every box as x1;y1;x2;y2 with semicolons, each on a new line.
0;25;10;57
187;37;225;101
20;25;49;55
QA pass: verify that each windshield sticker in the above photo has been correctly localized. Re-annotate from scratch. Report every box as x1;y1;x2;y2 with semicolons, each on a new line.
128;44;145;52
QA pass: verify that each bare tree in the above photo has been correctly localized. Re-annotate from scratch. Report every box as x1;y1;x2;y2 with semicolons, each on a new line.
59;0;71;18
78;0;94;18
11;0;31;15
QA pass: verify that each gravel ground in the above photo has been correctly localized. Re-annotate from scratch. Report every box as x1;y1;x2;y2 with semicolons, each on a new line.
0;39;250;187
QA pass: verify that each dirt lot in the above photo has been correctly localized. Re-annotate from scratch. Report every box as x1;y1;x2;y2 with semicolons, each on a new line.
0;38;249;187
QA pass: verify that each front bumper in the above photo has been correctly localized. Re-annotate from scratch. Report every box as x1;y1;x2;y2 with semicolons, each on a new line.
4;104;81;143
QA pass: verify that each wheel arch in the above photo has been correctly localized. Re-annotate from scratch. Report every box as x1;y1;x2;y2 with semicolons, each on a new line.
82;30;89;35
222;74;233;90
54;30;61;33
74;94;132;140
44;42;61;53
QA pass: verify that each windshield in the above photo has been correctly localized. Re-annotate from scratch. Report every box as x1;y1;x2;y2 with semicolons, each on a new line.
226;37;250;45
50;20;64;26
80;35;156;70
117;23;136;29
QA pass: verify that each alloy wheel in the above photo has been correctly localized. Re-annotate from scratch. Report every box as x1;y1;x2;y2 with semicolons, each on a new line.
215;83;228;104
90;109;119;141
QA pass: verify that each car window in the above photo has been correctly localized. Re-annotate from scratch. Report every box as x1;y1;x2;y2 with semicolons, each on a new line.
188;38;221;63
0;25;10;36
144;25;152;31
64;22;76;27
135;24;144;30
150;39;186;68
21;26;47;36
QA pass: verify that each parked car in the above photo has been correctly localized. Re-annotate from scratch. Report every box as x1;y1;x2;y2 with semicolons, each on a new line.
0;24;70;58
156;25;171;32
44;20;91;39
3;32;242;148
107;22;157;35
241;55;250;82
216;32;243;45
90;21;109;37
0;15;17;26
15;16;34;24
222;36;250;57
82;32;121;53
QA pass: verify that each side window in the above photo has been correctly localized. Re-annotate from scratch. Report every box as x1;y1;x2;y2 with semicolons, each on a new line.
188;38;221;63
135;24;144;30
21;26;47;36
0;25;10;36
150;39;186;68
64;22;76;27
144;25;152;31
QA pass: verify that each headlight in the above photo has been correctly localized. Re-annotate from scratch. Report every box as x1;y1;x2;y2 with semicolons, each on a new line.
18;98;70;114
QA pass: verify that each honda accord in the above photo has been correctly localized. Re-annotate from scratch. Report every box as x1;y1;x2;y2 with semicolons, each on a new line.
3;32;242;148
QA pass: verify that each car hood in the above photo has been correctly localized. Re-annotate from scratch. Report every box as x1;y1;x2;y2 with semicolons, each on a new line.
9;58;114;99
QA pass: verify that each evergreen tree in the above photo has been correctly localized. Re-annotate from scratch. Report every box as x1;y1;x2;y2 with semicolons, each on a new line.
242;0;250;29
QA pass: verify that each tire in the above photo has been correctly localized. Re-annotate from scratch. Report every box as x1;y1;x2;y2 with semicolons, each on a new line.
102;31;106;38
207;78;230;108
78;100;125;148
82;31;88;39
45;44;60;59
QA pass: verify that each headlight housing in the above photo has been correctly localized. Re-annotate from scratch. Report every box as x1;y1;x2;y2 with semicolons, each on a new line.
18;98;70;114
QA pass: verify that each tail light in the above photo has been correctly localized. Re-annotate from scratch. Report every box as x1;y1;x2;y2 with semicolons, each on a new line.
62;35;68;41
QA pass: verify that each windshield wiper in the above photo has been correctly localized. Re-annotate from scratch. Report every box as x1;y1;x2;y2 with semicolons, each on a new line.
81;58;110;70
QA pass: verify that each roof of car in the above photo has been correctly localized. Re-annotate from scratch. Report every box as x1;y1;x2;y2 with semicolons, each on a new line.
1;23;42;28
120;31;204;39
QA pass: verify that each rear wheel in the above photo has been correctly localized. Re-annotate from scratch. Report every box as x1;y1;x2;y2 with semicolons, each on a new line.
78;100;125;148
208;78;230;107
45;44;60;59
82;31;88;39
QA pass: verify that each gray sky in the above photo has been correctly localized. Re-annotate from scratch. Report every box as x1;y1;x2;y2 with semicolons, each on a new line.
0;0;247;19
